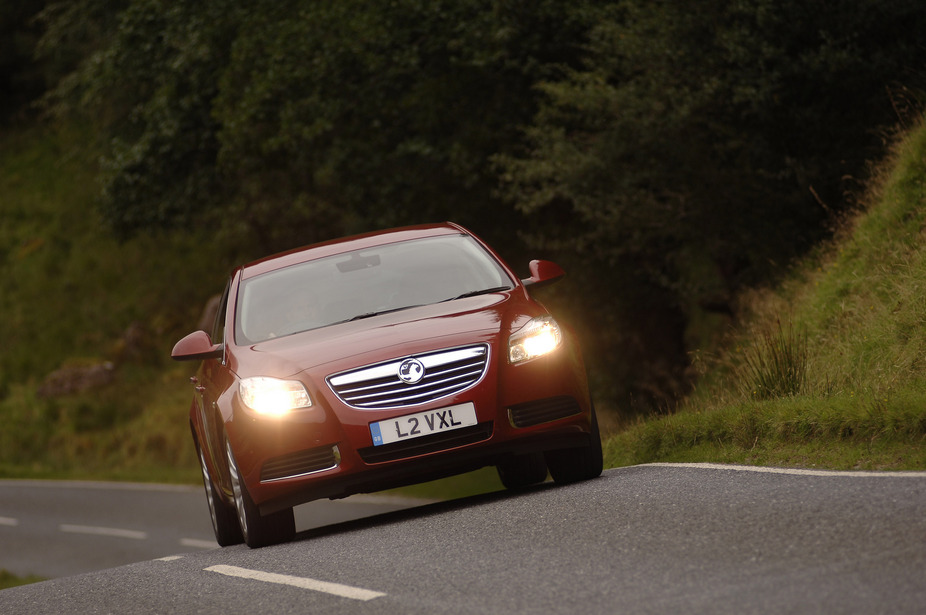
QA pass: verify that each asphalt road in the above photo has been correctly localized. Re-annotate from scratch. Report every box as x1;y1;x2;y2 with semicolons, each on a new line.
2;464;925;614
0;479;425;578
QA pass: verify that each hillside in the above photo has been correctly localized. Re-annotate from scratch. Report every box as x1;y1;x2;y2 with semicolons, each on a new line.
604;118;926;470
0;124;226;481
1;117;924;484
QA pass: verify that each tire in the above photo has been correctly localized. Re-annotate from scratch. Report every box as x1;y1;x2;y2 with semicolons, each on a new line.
196;438;243;547
497;451;548;490
225;437;295;548
545;404;604;484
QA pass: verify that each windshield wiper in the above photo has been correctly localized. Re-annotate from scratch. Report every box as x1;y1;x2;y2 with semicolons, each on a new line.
443;286;512;302
345;304;424;323
339;288;511;324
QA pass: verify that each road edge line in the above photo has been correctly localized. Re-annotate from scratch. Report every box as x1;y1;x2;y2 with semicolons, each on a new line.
641;462;926;478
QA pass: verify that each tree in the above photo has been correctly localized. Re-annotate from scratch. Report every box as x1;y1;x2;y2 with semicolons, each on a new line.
497;0;926;410
39;0;599;255
1;0;50;122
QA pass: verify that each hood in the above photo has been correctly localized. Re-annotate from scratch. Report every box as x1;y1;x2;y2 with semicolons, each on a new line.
231;294;534;379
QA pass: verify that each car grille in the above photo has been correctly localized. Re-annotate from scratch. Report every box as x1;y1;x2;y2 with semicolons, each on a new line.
260;445;340;482
327;345;489;409
508;396;582;428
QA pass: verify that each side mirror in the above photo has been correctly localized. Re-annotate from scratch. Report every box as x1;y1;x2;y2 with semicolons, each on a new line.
521;259;565;289
171;330;223;362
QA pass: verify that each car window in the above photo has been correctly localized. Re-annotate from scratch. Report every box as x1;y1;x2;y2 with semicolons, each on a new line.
235;235;515;344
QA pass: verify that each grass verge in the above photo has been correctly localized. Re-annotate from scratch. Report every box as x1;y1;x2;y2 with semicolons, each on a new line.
601;116;926;472
604;390;926;470
0;570;45;591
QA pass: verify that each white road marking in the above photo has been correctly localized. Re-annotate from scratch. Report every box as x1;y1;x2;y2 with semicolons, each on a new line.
157;556;184;562
644;462;926;478
180;538;217;549
59;524;148;540
205;564;386;601
0;517;18;526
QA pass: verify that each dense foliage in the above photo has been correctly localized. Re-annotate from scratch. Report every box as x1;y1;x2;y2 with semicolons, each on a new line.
498;0;926;406
35;0;595;249
0;0;48;120
21;0;926;414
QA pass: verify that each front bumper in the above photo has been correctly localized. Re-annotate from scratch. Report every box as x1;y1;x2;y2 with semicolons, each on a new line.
227;339;592;515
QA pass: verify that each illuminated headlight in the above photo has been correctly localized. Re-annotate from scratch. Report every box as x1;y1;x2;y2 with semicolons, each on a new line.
239;377;311;417
508;316;563;364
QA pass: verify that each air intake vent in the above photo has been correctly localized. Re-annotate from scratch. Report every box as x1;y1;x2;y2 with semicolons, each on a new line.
260;445;339;482
328;345;489;409
508;396;581;428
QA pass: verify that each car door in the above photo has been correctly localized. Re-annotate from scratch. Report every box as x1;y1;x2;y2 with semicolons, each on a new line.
197;280;232;487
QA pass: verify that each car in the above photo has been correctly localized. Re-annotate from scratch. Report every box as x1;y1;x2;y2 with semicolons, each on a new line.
172;222;602;547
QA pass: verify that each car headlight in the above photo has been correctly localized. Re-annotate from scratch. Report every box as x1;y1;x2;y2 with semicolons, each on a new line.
508;316;563;364
239;377;312;417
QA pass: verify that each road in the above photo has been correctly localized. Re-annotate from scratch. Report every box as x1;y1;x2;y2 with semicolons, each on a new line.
2;464;925;614
0;479;426;578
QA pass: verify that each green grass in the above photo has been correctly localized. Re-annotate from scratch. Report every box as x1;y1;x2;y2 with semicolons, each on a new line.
0;123;223;482
604;393;926;470
602;118;926;471
0;570;45;591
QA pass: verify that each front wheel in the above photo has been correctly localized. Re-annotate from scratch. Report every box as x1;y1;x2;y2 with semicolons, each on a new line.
545;404;603;484
196;437;243;547
225;437;295;548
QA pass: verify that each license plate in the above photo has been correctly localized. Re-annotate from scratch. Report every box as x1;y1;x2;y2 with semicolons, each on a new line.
370;403;477;446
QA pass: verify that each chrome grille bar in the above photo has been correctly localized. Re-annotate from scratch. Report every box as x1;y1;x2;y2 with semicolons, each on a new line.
327;345;489;409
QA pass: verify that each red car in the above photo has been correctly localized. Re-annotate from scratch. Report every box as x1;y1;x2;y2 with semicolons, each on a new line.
172;222;602;547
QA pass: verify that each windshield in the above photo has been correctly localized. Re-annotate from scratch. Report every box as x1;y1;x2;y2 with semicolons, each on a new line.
235;234;515;343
